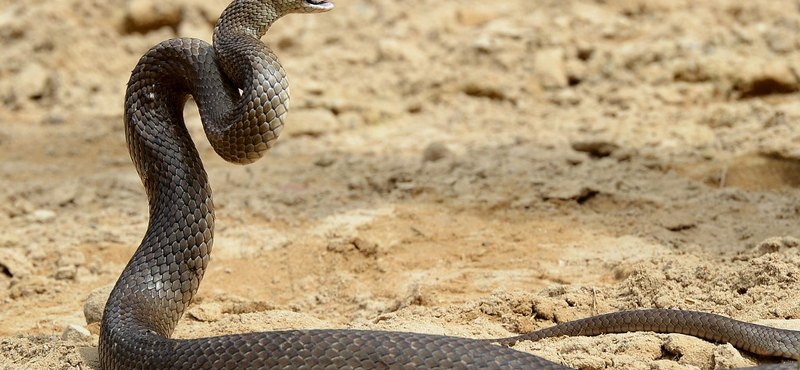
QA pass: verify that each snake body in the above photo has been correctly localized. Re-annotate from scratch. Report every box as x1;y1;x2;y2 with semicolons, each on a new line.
98;0;799;368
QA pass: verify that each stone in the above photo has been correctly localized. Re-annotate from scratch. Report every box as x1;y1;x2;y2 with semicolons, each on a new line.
124;0;182;34
422;141;452;162
14;62;50;100
0;249;33;279
84;285;113;325
460;72;511;101
571;140;620;158
31;209;56;222
764;28;796;54
534;48;568;89
662;334;713;369
752;236;800;255
284;108;340;137
457;7;501;26
61;324;91;341
377;39;426;64
187;303;223;322
735;61;798;98
54;266;77;281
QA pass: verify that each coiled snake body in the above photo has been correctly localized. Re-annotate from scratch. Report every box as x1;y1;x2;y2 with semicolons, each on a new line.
99;0;799;368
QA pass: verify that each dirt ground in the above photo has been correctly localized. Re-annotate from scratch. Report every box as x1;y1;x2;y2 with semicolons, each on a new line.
2;0;800;369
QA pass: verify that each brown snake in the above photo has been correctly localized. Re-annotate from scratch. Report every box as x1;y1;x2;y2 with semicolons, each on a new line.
98;0;800;368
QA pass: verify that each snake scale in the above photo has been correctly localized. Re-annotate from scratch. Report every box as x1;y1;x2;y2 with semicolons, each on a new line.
98;0;800;368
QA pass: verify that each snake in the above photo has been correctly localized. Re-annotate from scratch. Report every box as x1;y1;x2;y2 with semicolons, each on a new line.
97;0;800;369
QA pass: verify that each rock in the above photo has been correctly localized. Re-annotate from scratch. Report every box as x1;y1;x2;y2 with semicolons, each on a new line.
61;324;91;341
377;39;426;64
534;48;568;89
31;209;57;222
657;211;696;232
571;140;620;158
14;62;50;100
186;302;223;322
662;334;713;369
542;182;598;202
124;0;182;34
57;250;85;268
735;61;798;98
711;343;753;369
0;249;33;279
473;32;493;53
763;28;796;54
284;108;340;137
457;7;501;26
84;285;113;325
752;236;800;255
313;154;336;167
54;266;77;281
422;141;452;162
460;73;510;101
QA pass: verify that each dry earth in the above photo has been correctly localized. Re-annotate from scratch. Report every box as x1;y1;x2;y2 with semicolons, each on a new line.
2;0;800;369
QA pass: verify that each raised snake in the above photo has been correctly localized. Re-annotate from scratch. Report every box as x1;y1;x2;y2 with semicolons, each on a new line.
98;0;800;368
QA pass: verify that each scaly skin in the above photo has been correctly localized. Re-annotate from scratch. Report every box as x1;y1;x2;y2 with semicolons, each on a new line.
99;0;799;369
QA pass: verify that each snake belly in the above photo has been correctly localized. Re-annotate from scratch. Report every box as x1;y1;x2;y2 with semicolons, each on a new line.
97;0;799;369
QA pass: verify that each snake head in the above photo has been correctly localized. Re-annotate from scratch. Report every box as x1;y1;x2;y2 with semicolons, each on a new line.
281;0;334;13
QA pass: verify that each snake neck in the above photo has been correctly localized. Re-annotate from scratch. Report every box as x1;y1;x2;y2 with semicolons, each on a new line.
204;1;290;164
215;0;281;41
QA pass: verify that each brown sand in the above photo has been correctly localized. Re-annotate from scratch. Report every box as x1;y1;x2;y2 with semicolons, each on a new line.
1;0;800;369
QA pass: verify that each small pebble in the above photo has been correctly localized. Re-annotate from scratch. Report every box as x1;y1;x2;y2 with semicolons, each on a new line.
31;209;56;222
54;265;77;281
422;141;452;162
61;324;91;341
314;155;336;167
571;140;620;158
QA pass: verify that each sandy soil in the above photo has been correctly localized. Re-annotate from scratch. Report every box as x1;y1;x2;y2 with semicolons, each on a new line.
2;0;800;369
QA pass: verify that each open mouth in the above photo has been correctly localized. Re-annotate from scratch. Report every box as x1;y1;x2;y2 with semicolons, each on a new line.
305;0;334;11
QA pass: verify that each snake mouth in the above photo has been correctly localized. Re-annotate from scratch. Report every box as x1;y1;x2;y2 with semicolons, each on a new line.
305;0;334;11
